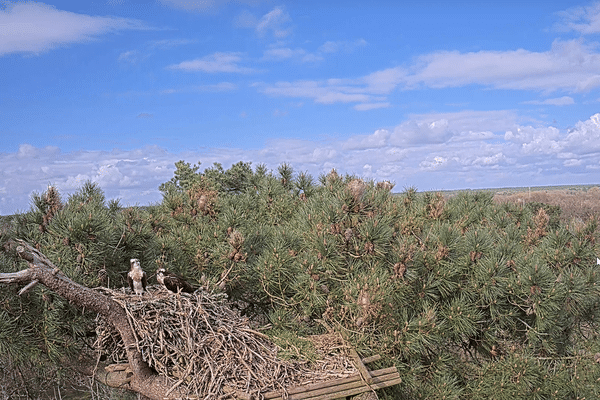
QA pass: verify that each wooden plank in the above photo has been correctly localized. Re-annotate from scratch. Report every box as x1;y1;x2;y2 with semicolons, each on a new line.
263;374;362;399
348;348;373;384
262;368;400;400
306;377;402;400
361;354;381;364
263;367;398;399
265;377;402;400
297;374;399;400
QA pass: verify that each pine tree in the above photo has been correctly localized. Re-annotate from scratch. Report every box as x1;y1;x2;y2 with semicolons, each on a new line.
2;164;600;399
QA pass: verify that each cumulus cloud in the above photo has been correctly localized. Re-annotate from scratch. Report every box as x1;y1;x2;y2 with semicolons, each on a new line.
3;114;600;215
0;2;147;56
343;129;390;150
0;145;174;215
167;52;256;73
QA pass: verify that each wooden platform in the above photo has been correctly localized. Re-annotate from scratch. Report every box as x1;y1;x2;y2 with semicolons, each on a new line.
260;352;401;400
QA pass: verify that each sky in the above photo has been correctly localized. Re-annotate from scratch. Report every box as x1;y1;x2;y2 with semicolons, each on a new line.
2;0;600;215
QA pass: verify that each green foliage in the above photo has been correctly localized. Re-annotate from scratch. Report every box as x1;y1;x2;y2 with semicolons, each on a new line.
2;163;600;399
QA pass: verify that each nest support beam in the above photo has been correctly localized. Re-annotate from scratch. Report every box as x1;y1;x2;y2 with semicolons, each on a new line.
263;354;401;400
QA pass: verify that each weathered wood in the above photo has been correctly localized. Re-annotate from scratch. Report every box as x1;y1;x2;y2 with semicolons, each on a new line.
263;367;400;400
360;354;381;364
265;376;401;400
348;348;373;384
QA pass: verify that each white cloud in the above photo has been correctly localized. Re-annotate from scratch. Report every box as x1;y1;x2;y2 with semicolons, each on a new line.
158;0;262;13
118;50;139;63
148;38;197;49
406;39;600;93
318;38;367;54
167;52;256;73
354;102;390;111
4;115;600;216
343;129;390;150
262;47;306;60
420;156;448;171
256;6;292;38
472;153;505;166
256;80;374;104
556;2;600;34
256;38;600;109
159;0;221;12
233;9;258;28
561;113;600;153
160;82;237;94
0;2;147;56
391;110;521;146
523;96;575;106
362;67;406;94
160;0;266;12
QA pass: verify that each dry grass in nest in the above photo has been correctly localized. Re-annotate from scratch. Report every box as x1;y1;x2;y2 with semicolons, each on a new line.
94;287;357;398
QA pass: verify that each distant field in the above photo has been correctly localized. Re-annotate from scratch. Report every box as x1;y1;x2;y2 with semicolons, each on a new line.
425;184;600;223
425;183;600;196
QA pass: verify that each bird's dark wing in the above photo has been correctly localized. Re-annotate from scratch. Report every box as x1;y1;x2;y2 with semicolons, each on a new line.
165;275;195;293
142;271;148;290
179;279;196;294
127;273;134;291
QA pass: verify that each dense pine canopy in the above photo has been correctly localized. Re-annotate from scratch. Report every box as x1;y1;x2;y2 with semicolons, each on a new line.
1;161;600;399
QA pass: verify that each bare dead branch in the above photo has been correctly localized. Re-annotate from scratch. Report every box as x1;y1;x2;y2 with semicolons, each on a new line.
0;239;185;400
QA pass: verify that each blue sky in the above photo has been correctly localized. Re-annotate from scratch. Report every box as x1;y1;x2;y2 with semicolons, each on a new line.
2;0;600;215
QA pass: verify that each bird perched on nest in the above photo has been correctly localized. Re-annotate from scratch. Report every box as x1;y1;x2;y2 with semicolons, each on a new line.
127;258;147;295
156;267;196;293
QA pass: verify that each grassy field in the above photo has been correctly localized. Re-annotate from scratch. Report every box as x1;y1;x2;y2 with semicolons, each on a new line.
423;184;600;224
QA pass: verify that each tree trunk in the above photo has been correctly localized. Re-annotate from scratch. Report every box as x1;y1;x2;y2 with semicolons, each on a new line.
0;240;185;399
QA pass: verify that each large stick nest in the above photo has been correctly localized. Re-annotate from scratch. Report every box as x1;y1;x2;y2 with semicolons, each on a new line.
94;287;357;398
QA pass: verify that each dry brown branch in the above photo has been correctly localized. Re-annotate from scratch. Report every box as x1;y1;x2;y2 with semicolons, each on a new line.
0;240;185;400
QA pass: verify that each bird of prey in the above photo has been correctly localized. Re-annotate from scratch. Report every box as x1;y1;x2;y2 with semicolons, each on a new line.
156;267;196;294
127;258;147;295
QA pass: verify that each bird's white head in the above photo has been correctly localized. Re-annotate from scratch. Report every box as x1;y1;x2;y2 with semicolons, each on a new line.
156;267;166;284
130;258;141;270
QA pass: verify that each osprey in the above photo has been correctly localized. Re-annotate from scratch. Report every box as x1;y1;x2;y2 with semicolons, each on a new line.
156;267;196;294
127;259;147;295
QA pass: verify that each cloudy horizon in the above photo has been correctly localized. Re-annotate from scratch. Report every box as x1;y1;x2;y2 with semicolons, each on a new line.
2;1;600;215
